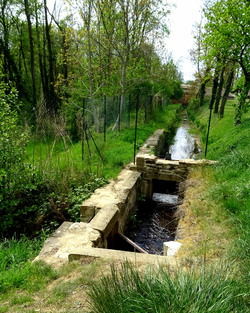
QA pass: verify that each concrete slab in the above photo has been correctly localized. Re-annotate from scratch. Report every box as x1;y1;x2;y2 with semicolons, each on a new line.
68;247;178;266
155;160;179;166
89;204;119;239
33;222;102;267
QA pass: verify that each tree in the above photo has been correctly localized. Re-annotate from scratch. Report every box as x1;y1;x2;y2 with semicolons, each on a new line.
43;0;58;112
203;0;250;124
0;0;25;96
219;64;235;118
214;65;225;114
94;0;170;130
24;0;36;107
0;81;32;233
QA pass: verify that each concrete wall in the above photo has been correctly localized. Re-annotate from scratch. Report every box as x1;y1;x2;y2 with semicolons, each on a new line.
136;156;210;198
80;129;215;247
80;169;141;247
34;128;216;266
79;129;215;247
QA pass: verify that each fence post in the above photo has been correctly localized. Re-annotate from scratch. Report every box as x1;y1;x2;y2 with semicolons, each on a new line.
133;93;139;164
205;104;213;158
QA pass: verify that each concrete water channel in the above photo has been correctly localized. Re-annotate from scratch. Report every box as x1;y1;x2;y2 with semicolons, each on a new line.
124;122;199;255
35;122;212;266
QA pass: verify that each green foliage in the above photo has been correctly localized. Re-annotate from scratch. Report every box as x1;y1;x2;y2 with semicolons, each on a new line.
0;237;41;273
0;82;28;194
88;261;248;313
202;0;250;123
67;177;107;221
0;82;41;236
0;236;58;293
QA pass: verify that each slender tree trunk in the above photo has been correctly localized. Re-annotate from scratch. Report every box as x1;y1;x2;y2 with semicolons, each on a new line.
0;1;22;93
197;67;210;106
197;78;209;106
214;66;225;113
112;60;128;131
103;95;107;142
44;0;57;112
62;32;68;83
0;38;23;96
133;93;139;164
42;26;49;106
148;95;153;117
35;5;47;102
24;0;36;106
86;2;94;97
234;79;250;125
127;93;132;127
1;0;9;80
219;67;234;118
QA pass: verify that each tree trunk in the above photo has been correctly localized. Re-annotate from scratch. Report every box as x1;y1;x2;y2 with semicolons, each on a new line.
24;0;36;107
112;60;128;131
44;0;57;112
234;79;250;125
214;66;225;113
103;95;107;142
219;67;234;119
35;4;47;103
209;66;220;110
197;67;210;106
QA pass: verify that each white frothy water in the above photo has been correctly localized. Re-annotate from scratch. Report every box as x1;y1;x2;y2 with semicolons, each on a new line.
152;193;178;205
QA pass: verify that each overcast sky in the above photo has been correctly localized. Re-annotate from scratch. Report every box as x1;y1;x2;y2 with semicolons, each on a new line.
48;0;204;82
165;0;204;82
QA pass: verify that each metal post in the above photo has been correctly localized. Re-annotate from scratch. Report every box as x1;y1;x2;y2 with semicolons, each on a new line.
103;94;107;142
134;93;139;164
81;98;86;161
205;105;213;158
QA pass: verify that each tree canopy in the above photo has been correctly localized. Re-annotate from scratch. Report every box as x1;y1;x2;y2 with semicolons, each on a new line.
193;0;250;123
0;0;182;133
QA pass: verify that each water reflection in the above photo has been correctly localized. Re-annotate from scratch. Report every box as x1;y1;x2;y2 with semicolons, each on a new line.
169;124;197;160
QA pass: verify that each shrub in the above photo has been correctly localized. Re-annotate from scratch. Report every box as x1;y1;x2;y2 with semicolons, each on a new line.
0;82;39;236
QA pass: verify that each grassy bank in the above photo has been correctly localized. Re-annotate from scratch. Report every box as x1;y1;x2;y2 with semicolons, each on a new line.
1;101;249;312
188;100;250;275
0;103;181;311
85;101;250;312
1;103;180;238
27;103;180;180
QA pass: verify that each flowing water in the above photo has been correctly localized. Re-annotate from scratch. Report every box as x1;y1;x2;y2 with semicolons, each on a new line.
125;192;179;255
125;122;198;254
169;123;198;160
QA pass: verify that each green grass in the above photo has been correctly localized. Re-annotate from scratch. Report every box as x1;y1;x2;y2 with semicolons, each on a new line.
0;237;58;294
27;103;180;180
0;103;181;311
87;261;249;313
190;99;250;277
1;101;250;312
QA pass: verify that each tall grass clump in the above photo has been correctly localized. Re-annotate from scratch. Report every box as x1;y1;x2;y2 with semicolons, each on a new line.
0;236;58;293
88;261;248;313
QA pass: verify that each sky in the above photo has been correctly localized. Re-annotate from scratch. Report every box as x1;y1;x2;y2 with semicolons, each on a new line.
164;0;204;82
48;0;204;82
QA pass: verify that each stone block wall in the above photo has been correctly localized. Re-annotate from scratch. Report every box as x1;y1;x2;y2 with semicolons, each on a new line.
80;169;141;247
134;129;216;199
34;128;217;266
